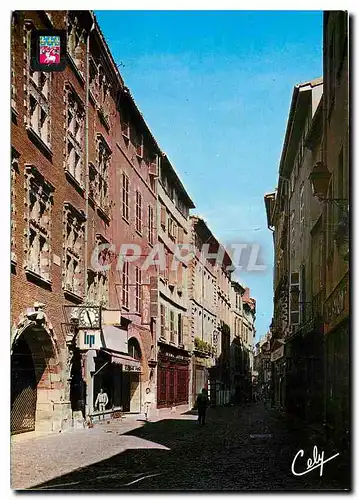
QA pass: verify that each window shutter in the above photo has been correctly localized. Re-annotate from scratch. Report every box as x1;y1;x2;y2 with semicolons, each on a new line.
165;306;169;338
290;271;300;325
160;204;166;229
177;225;184;244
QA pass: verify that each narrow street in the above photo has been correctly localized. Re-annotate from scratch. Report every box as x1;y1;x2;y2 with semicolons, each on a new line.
11;403;349;491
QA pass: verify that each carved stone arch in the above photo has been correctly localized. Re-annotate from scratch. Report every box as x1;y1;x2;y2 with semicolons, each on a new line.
11;303;66;433
11;304;60;359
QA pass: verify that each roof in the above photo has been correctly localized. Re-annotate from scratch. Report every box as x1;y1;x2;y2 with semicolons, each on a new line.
263;192;276;229
190;215;233;270
278;76;323;177
92;11;195;209
161;153;196;209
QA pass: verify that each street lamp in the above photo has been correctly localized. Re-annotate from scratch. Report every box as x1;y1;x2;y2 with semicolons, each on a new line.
308;161;331;199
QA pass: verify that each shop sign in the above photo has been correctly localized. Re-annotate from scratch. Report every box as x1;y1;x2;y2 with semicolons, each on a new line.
123;365;141;372
78;329;102;350
271;345;284;362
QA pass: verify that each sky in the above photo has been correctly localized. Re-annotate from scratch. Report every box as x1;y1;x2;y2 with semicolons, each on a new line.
95;10;323;343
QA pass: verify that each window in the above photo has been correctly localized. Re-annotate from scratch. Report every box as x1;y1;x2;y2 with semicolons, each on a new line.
160;304;166;338
27;69;51;146
178;313;183;345
134;132;144;159
160;203;166;229
11;149;19;264
122;173;129;221
122;261;129;309
63;203;85;297
148;204;154;245
90;135;111;216
11;13;19;113
136;190;142;233
290;210;295;251
67;14;84;71
290;271;300;325
299;183;305;227
168;216;177;241
24;166;54;281
97;137;110;211
170;310;175;343
65;85;84;184
121;113;130;140
135;266;141;313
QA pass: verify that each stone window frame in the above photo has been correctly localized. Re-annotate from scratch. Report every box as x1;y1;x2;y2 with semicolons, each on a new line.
89;58;112;129
24;22;52;152
86;233;110;307
91;134;111;217
11;13;20;115
62;202;86;299
24;165;54;284
64;82;85;186
11;148;20;265
67;13;86;75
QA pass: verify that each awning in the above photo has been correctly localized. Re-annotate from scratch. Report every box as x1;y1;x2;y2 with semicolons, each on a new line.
101;325;128;353
101;349;141;370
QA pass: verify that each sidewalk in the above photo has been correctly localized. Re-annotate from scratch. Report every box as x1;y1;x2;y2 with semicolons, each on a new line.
11;405;192;490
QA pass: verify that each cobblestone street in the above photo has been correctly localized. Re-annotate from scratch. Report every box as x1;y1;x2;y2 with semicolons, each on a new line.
11;403;350;491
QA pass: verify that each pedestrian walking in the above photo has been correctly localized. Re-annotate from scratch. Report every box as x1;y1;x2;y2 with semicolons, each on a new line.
144;387;154;421
95;388;109;420
196;388;209;426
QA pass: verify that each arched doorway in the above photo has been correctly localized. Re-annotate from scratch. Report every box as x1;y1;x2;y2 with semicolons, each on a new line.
11;335;37;434
11;322;60;434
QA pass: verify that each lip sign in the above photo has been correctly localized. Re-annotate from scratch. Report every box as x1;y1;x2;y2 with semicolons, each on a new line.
291;445;340;477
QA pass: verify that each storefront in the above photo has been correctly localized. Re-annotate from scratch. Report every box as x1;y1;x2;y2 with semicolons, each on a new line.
157;344;190;409
81;322;143;420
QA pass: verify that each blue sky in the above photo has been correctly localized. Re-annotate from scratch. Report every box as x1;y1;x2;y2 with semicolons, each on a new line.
95;10;323;342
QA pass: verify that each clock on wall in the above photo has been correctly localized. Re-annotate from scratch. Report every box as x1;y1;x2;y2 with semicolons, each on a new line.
78;307;101;329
